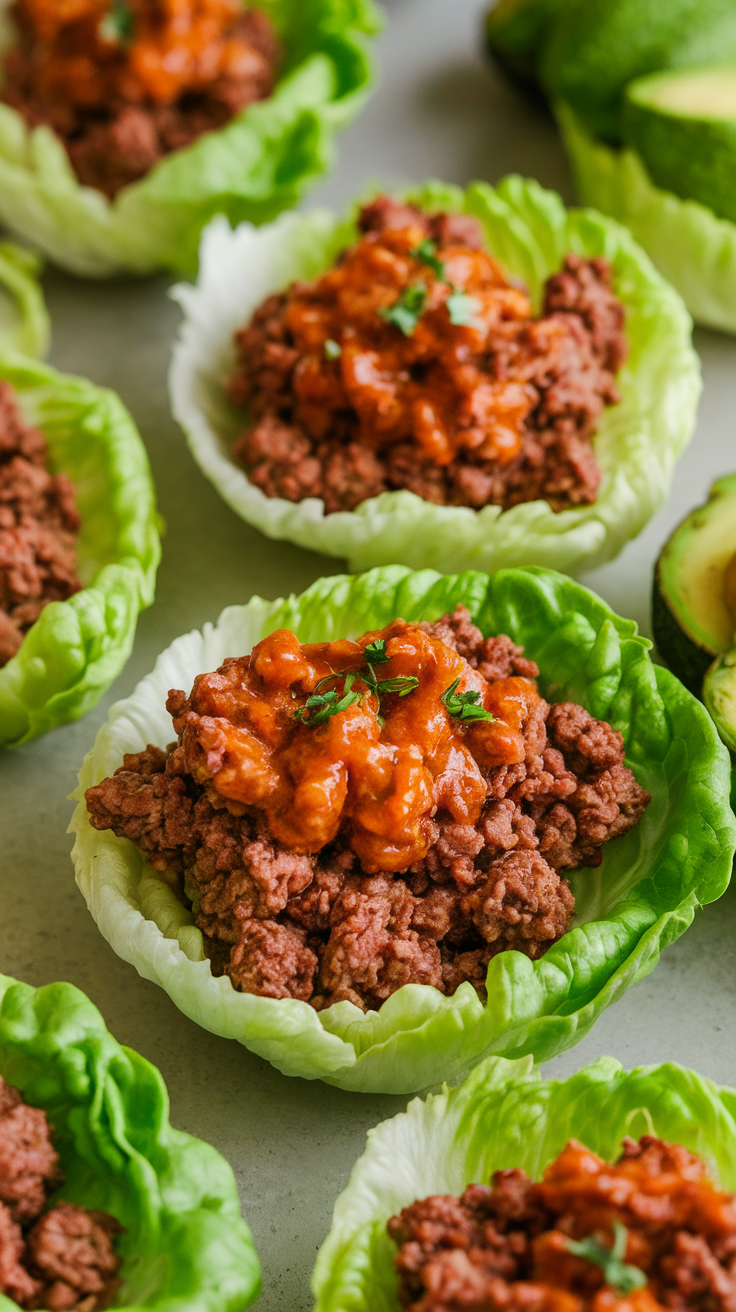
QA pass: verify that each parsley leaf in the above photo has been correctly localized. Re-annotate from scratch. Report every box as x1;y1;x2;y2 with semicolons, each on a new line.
363;639;390;666
324;338;342;360
99;0;135;42
566;1221;647;1297
446;288;482;327
377;675;420;697
441;678;495;723
410;238;446;280
378;284;427;337
294;672;361;726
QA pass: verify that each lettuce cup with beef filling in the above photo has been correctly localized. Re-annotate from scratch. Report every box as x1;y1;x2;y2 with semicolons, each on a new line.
169;176;700;576
0;239;49;357
0;0;380;278
70;565;734;1094
312;1053;736;1311
0;352;160;747
0;972;261;1311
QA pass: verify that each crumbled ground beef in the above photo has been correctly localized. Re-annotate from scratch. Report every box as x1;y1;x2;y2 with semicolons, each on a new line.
228;195;627;515
0;1077;121;1311
0;381;82;666
86;606;650;1012
2;3;280;198
388;1136;736;1312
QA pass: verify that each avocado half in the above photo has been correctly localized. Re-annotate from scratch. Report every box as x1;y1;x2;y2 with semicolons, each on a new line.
652;473;736;697
485;0;575;88
624;66;736;224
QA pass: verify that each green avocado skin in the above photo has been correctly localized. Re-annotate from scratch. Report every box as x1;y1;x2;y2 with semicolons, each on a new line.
542;0;736;144
485;0;576;85
624;80;736;224
651;576;714;698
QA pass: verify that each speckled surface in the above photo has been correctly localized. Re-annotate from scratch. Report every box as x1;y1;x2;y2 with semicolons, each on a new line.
1;1;735;1308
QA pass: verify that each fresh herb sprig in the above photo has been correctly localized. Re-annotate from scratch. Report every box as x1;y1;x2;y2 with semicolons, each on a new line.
565;1221;647;1297
379;237;482;337
99;0;135;42
378;284;428;337
295;640;418;727
441;678;495;723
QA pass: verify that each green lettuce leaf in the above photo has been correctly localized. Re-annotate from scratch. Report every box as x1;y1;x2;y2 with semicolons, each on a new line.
70;565;735;1094
0;240;49;357
169;175;700;577
558;102;736;334
311;1053;736;1311
0;0;380;277
0;351;161;747
0;973;261;1312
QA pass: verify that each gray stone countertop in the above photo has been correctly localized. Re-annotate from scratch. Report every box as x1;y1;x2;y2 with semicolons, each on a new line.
1;1;735;1308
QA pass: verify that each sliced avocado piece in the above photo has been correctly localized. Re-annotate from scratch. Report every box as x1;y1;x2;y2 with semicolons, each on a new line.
485;0;575;88
624;67;736;224
652;473;736;696
542;0;736;144
704;646;736;753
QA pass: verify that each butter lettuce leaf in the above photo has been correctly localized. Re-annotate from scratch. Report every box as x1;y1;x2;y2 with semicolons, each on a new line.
312;1054;736;1311
0;239;49;356
558;103;736;334
0;973;260;1312
70;565;735;1094
169;175;700;577
0;0;380;277
0;351;160;747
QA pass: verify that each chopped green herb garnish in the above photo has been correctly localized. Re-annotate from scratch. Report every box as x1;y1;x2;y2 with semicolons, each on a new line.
363;638;391;666
378;283;428;337
441;678;495;723
296;640;419;727
410;238;446;280
294;672;361;726
566;1221;647;1297
446;288;482;327
324;338;342;360
99;0;135;42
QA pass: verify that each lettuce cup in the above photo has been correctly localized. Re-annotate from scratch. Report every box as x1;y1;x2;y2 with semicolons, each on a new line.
169;176;700;578
0;351;160;747
311;1053;736;1311
558;104;736;337
0;972;261;1311
0;0;380;279
70;565;734;1095
0;239;49;357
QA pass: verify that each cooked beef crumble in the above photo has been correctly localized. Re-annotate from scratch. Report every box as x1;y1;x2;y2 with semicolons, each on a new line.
388;1136;736;1312
85;605;650;1012
0;381;82;667
2;1;281;198
228;195;627;515
0;1076;121;1311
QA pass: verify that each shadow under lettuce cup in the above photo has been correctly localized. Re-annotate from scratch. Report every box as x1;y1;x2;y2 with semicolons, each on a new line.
169;175;700;577
0;0;381;278
0;973;261;1312
70;564;735;1094
311;1053;736;1311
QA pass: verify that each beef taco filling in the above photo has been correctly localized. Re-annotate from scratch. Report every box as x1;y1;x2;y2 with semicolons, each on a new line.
227;196;628;515
0;381;82;667
0;1075;122;1311
85;606;650;1011
388;1135;736;1312
0;0;281;198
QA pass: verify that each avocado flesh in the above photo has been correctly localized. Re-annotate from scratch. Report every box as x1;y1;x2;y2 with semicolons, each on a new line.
652;474;736;697
542;0;736;144
624;67;736;223
704;647;736;753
